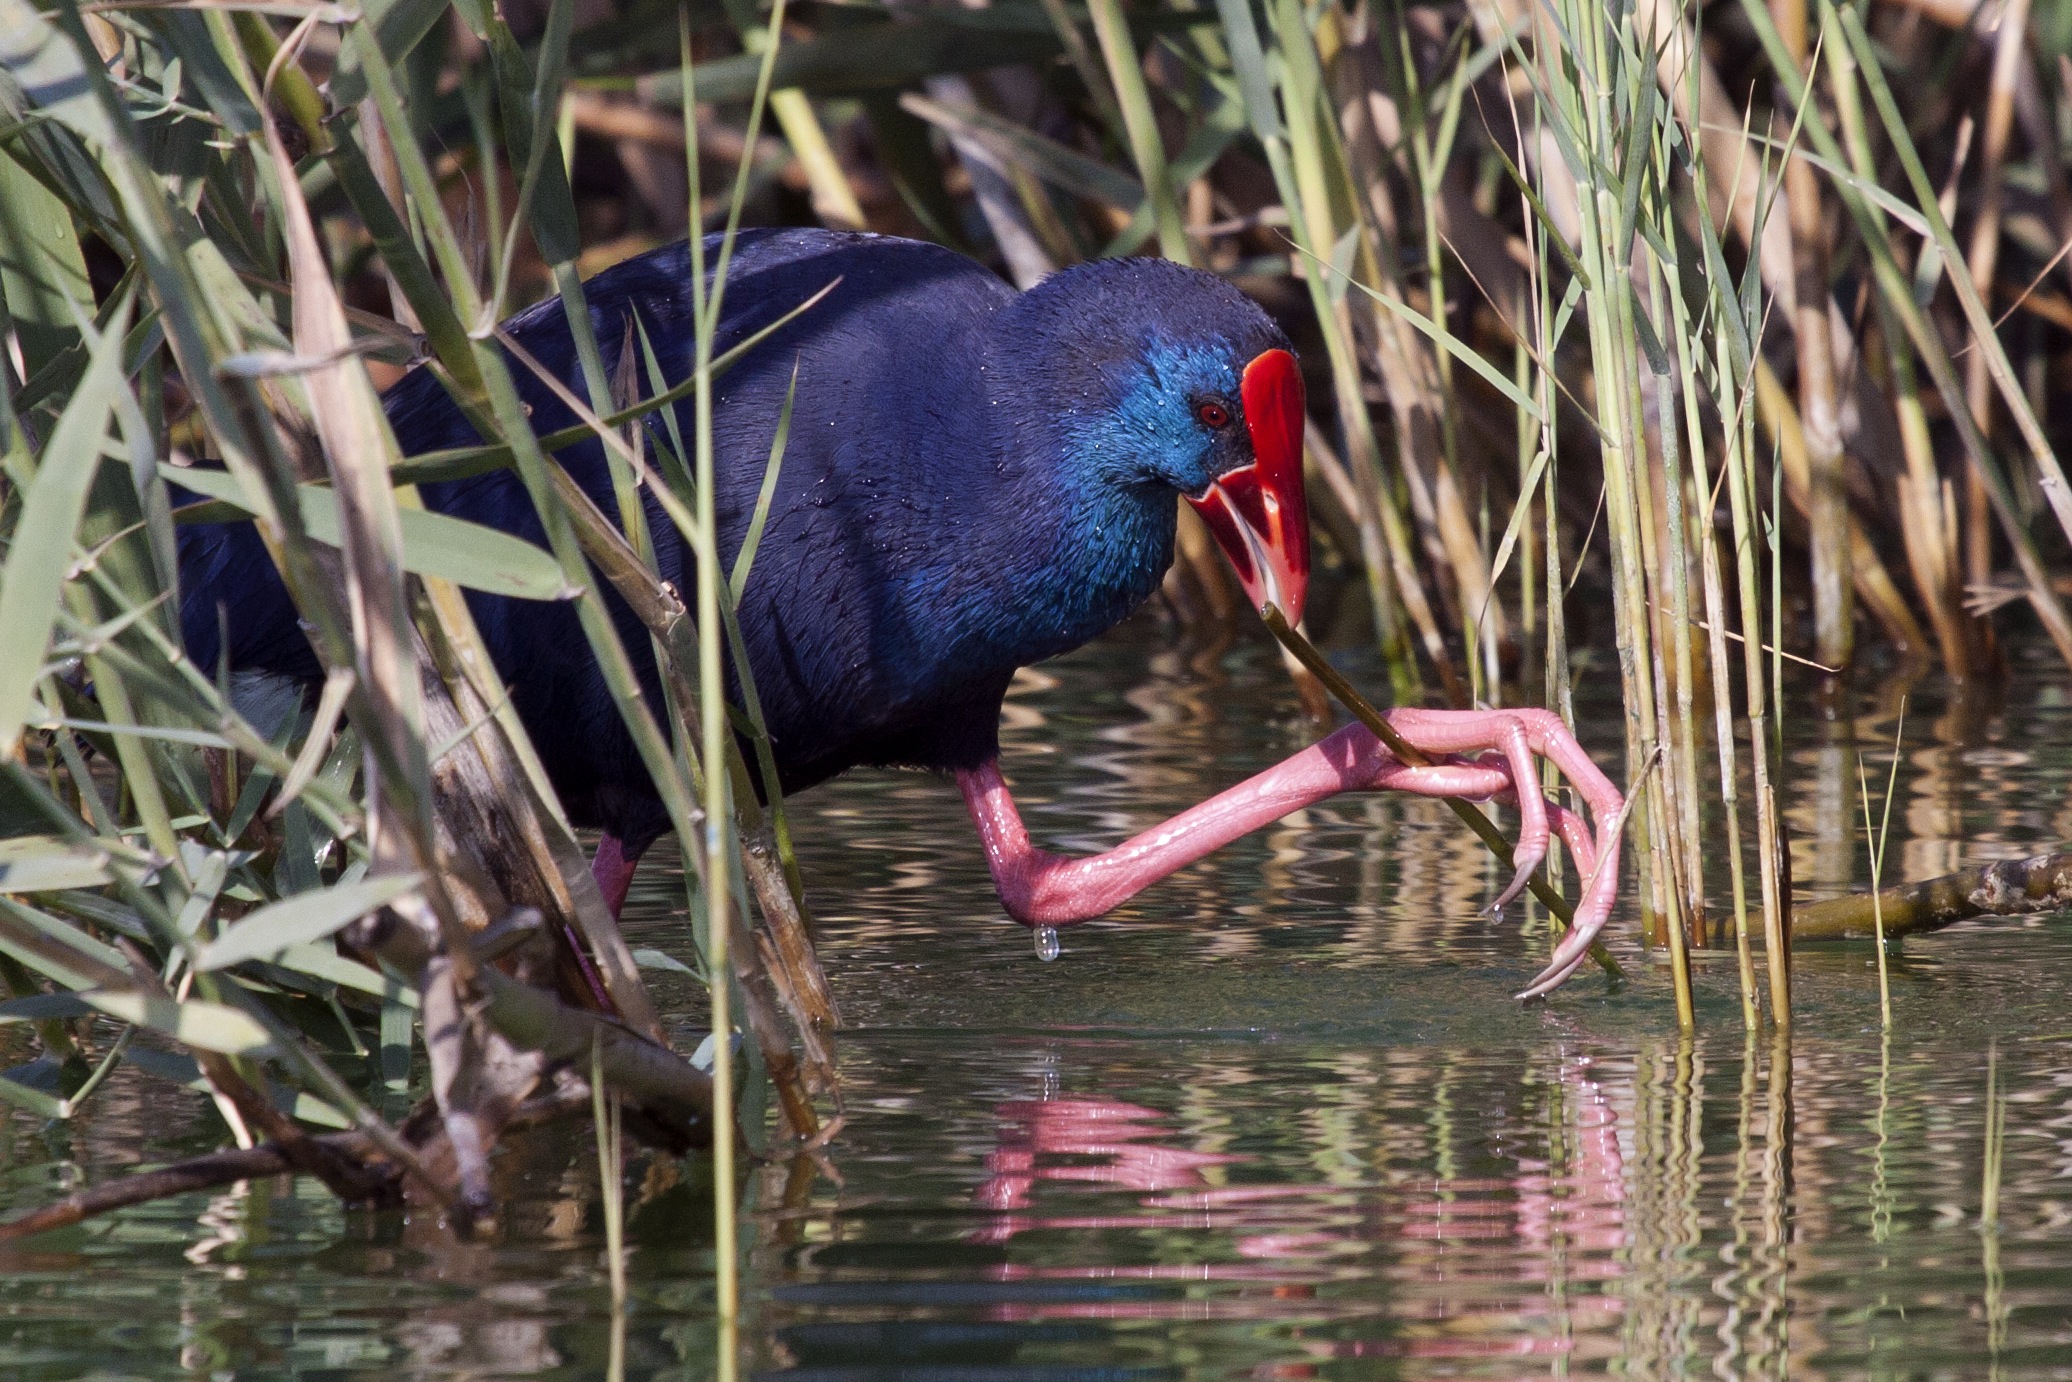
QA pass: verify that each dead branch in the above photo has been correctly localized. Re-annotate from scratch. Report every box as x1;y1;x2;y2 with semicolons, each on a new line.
1792;849;2072;941
0;1086;595;1245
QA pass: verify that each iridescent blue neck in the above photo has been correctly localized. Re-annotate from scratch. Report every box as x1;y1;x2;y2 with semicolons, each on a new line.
1005;471;1177;665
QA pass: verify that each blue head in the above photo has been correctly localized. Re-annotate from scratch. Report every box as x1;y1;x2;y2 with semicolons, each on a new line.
975;258;1310;657
991;258;1289;488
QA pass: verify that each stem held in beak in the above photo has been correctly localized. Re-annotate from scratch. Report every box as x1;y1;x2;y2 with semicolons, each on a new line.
1187;348;1310;624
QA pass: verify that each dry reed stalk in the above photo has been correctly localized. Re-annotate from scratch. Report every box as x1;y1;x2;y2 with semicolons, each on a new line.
1686;383;1761;1028
1725;338;1794;1028
249;22;567;1209
1640;0;1799;313
768;90;868;231
1645;0;1924;661
1641;250;1706;983
1085;3;1331;716
1887;353;1971;677
1086;0;1190;264
1766;0;1855;674
1307;65;1432;703
1961;0;2033;613
1747;359;1926;652
1820;24;1975;677
1646;41;1763;1015
1392;25;1512;690
1836;7;2072;584
1748;0;2072;673
1525;179;1579;910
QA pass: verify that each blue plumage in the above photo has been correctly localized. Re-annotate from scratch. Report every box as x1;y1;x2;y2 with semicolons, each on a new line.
179;230;1288;856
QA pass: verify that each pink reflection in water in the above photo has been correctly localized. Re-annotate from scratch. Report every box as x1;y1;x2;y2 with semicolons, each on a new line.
963;1057;1630;1363
973;1098;1242;1216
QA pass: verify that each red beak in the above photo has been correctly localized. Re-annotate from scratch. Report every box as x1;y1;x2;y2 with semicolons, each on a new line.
1186;348;1310;624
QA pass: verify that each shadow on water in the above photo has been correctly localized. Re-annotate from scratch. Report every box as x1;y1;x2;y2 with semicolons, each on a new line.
5;616;2072;1378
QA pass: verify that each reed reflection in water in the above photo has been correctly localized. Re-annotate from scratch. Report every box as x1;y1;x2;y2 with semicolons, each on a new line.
762;1029;2068;1379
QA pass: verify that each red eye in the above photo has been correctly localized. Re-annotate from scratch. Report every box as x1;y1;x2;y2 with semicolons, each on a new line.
1196;400;1232;429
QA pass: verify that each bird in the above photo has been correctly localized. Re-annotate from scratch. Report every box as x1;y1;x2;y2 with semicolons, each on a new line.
178;228;1623;998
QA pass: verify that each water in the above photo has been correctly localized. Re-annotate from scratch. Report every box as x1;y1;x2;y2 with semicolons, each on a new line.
5;616;2072;1378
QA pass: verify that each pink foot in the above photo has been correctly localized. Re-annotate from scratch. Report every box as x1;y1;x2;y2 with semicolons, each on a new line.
959;709;1625;1000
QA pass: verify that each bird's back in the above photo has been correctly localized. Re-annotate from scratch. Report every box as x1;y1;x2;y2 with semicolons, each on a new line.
182;230;1043;853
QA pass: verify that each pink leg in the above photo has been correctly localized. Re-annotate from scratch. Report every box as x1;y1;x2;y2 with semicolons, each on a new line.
559;833;641;1017
591;832;640;920
959;710;1625;999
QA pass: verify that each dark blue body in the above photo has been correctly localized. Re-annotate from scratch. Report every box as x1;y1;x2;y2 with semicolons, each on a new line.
180;230;1287;855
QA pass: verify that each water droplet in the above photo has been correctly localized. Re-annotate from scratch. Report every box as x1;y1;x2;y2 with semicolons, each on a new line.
1490;905;1505;926
1033;926;1061;963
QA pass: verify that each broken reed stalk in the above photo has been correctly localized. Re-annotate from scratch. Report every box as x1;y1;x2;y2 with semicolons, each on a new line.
1263;609;1621;981
1855;704;1906;1027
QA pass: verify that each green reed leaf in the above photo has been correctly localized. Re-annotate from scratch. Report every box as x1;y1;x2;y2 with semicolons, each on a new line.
0;291;130;757
83;991;274;1055
165;466;578;602
0;836;111;893
0;1069;64;1118
1320;256;1545;422
196;871;423;972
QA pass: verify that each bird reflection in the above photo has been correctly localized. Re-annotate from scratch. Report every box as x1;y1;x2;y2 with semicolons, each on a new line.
961;1057;1631;1361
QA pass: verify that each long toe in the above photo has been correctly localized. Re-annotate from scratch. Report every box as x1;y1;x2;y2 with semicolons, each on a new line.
1546;800;1598;877
1515;824;1624;999
1490;803;1550;912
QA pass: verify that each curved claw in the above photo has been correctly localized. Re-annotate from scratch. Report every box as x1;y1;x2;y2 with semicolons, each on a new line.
1517;942;1599;1001
1484;724;1548;914
961;707;1632;1004
1486;794;1597;918
1516;775;1632;999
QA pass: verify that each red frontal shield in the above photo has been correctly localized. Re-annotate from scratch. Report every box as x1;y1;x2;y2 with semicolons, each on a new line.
1186;348;1309;623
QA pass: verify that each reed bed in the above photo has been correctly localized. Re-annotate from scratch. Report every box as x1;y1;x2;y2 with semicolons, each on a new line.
2;0;2071;1353
0;0;853;1342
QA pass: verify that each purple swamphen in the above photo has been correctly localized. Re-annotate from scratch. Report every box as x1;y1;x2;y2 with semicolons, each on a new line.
179;230;1623;997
